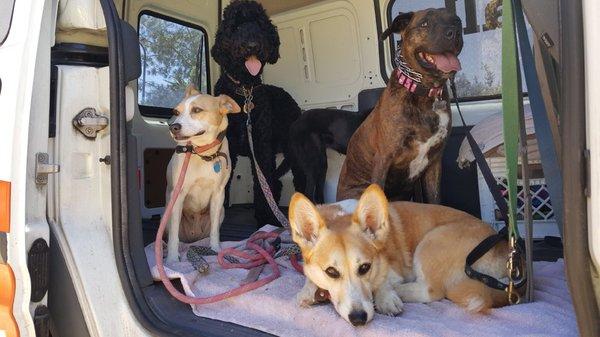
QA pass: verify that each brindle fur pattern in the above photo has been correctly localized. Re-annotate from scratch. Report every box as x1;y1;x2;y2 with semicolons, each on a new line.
337;8;463;202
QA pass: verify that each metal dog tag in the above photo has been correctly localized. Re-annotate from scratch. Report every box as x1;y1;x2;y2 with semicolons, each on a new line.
213;161;221;173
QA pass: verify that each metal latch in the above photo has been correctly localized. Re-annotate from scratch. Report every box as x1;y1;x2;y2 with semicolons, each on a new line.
35;153;59;185
72;107;108;139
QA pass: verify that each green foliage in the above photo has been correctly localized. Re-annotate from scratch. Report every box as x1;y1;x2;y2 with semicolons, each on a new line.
453;62;501;98
138;14;208;108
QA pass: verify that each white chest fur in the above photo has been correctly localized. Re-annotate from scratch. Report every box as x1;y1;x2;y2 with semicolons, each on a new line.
408;107;450;179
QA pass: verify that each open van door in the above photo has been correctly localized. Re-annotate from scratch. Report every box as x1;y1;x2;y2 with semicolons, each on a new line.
0;1;57;336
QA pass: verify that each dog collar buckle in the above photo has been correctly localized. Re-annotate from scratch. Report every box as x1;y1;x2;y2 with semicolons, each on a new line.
175;145;194;154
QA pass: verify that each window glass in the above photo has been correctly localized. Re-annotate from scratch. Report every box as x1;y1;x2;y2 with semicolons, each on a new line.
138;13;209;112
388;0;533;98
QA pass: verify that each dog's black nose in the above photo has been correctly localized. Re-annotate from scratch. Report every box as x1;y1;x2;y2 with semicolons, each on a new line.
445;27;458;40
348;310;367;326
169;123;182;134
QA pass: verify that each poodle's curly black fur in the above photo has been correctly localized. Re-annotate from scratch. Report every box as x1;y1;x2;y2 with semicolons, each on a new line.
211;0;303;226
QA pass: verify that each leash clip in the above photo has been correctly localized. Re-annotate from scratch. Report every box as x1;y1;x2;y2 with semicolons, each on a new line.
506;236;522;304
175;145;194;154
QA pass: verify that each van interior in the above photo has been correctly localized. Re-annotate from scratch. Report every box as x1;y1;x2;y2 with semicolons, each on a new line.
44;0;595;336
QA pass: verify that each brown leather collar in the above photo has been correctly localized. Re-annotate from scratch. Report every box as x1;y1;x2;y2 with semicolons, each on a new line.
175;131;226;157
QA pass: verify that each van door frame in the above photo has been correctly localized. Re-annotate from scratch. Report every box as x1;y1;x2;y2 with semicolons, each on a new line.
561;0;600;335
102;0;272;335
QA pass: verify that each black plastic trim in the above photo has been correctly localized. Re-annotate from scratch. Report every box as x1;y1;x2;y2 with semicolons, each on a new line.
560;0;600;335
28;238;49;302
49;66;57;138
137;105;174;119
374;0;389;84
51;43;109;67
137;10;211;118
48;230;90;337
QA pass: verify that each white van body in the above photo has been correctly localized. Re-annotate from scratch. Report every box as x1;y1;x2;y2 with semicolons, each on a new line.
0;0;598;336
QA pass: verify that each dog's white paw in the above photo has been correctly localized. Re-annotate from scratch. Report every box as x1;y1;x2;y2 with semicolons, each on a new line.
375;289;404;316
210;242;221;253
296;279;319;308
165;254;180;264
296;288;317;308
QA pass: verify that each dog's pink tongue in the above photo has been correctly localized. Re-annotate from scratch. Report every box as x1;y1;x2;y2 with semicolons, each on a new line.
432;53;462;73
245;56;262;76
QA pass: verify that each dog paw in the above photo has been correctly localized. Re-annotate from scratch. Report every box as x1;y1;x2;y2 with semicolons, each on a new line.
296;281;318;308
375;289;404;316
296;289;317;308
210;242;221;253
165;254;180;265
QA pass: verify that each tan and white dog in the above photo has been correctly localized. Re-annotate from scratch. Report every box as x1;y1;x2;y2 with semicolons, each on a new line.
165;85;241;263
289;184;509;326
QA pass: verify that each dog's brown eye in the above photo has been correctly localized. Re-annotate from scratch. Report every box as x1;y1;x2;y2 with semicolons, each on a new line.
421;21;428;27
192;107;203;114
325;267;340;279
172;109;180;116
358;263;371;275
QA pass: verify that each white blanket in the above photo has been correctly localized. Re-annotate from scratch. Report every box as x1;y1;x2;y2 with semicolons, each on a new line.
146;227;577;337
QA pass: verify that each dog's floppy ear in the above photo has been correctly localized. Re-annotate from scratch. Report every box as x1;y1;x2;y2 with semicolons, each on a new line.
381;12;414;41
218;95;241;114
352;184;390;248
184;84;200;98
289;192;325;250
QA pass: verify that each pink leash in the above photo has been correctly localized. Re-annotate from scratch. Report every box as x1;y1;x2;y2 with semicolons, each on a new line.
154;149;301;305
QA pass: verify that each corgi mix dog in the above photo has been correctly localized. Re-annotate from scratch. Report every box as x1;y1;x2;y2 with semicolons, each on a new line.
289;184;509;326
165;85;241;263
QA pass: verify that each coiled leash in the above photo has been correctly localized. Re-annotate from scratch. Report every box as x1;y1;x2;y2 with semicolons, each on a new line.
155;87;305;304
154;138;300;305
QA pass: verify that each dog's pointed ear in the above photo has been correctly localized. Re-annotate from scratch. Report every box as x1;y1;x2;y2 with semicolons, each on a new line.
184;84;200;98
218;95;241;115
381;12;414;41
289;192;325;250
353;184;390;247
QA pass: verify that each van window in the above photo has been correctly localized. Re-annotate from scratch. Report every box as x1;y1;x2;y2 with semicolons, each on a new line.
0;0;16;46
387;0;532;99
138;12;209;116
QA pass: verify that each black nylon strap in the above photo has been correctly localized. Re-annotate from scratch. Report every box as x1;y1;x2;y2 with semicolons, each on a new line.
450;80;510;225
450;79;526;292
464;230;526;291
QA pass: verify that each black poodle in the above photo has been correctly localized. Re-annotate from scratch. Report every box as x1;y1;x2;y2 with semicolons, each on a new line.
211;0;303;226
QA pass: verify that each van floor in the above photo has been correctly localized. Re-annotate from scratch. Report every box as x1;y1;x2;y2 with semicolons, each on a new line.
142;204;563;262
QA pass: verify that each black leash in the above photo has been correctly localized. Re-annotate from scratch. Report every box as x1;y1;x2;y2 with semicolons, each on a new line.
449;79;527;292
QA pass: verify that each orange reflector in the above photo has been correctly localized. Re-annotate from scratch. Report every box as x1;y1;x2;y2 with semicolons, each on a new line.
0;264;19;337
0;181;10;232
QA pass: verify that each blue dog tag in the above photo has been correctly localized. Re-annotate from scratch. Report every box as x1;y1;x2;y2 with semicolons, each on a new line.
213;161;221;173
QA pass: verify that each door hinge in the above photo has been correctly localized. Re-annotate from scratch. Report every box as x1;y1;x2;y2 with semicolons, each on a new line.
35;153;59;185
72;107;108;139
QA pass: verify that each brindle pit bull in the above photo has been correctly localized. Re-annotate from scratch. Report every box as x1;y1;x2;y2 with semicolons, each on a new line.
337;8;463;202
